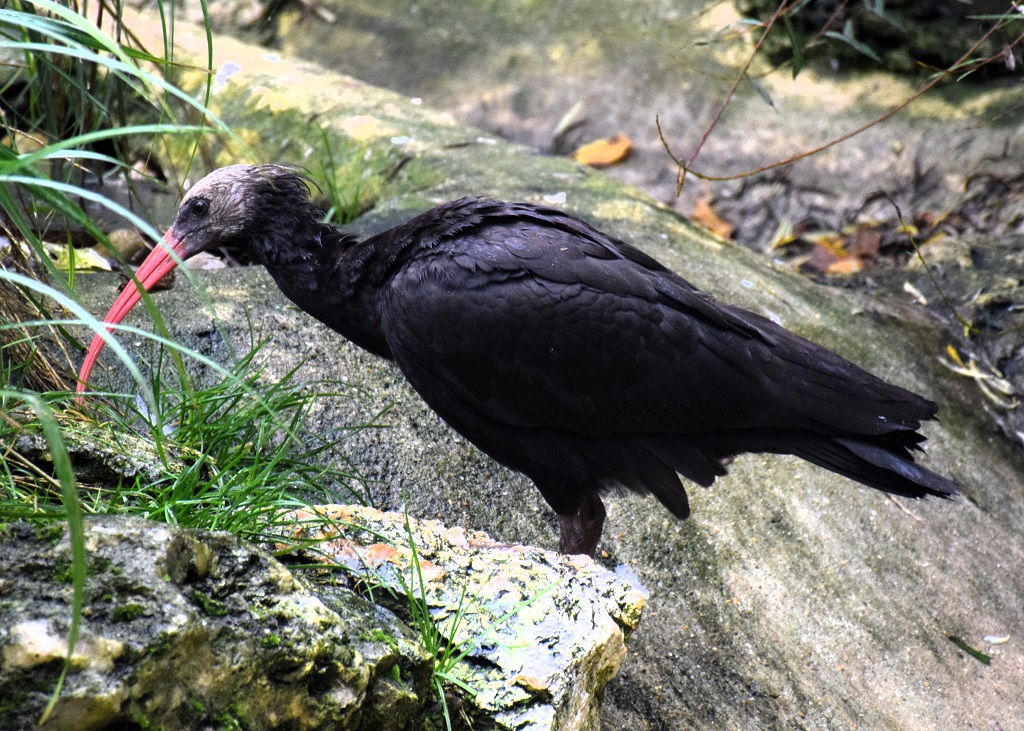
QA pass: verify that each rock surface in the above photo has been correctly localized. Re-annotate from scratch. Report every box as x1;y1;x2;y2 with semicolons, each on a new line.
282;505;645;731
66;9;1024;730
0;517;376;730
0;512;637;730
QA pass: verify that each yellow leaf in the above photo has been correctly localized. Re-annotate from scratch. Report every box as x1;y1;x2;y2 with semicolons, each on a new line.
572;133;631;167
45;244;112;272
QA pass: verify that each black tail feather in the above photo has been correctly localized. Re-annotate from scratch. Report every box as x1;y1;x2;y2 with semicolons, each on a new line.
640;429;961;517
747;431;962;499
829;437;961;498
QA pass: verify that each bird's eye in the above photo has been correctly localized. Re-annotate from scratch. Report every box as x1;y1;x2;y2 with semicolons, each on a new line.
191;198;210;218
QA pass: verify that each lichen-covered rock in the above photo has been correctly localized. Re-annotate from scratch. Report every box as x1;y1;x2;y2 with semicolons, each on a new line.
281;505;646;731
316;585;434;731
0;512;638;731
13;417;186;487
0;517;424;731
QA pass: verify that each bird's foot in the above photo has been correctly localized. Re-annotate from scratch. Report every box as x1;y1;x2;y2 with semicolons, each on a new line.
557;495;606;557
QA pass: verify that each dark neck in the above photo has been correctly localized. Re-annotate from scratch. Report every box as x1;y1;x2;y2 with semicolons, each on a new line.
252;218;393;359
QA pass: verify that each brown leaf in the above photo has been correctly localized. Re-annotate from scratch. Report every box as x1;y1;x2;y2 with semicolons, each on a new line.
848;224;881;260
572;133;632;167
803;226;881;276
804;235;849;274
691;193;735;239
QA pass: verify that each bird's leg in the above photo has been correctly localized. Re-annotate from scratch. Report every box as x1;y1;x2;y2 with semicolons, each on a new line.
557;493;606;556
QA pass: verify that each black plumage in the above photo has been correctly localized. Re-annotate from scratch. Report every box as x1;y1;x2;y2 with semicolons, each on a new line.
79;165;962;555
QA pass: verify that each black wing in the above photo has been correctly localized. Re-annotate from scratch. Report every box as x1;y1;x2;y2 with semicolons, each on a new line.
378;199;932;441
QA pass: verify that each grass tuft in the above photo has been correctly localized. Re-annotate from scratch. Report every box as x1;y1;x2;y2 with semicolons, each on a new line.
2;336;375;541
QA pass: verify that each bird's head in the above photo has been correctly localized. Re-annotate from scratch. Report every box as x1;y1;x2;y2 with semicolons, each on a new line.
165;164;315;261
75;164;313;397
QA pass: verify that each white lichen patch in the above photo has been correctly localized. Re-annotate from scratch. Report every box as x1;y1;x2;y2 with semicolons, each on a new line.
3;619;125;672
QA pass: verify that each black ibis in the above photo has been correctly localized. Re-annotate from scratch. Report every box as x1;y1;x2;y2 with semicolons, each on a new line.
77;164;961;555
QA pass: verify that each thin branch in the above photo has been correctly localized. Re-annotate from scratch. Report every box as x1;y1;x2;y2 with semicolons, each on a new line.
672;0;793;193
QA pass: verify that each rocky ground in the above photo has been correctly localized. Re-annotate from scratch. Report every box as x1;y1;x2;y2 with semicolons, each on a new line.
56;7;1024;726
8;2;1024;729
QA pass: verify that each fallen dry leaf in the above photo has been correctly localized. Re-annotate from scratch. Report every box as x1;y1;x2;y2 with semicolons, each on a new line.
803;224;881;275
825;257;865;275
804;234;850;274
572;133;631;167
691;193;735;239
48;244;113;273
848;224;881;261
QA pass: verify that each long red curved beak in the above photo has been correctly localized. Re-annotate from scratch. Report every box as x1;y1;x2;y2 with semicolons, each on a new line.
75;227;184;400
